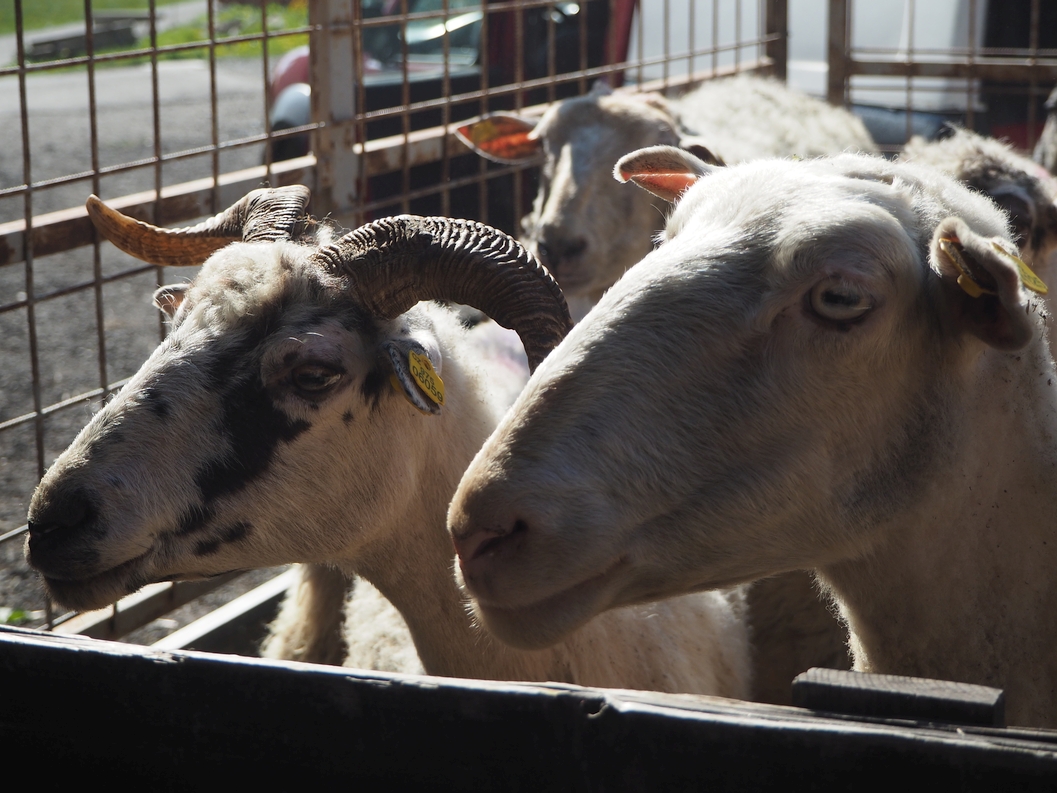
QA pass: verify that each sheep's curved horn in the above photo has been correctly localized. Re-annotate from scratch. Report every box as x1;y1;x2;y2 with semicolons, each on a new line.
86;185;311;266
313;216;572;371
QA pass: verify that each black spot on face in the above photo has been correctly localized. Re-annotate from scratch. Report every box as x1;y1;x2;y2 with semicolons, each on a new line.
188;297;372;505
176;504;216;536
193;521;252;556
342;410;354;425
194;375;311;503
360;366;388;410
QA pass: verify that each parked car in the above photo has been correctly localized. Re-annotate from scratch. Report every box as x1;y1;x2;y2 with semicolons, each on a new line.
268;1;609;161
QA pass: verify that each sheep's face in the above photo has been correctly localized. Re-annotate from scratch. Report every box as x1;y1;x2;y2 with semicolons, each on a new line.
26;242;454;611
522;95;680;305
460;91;722;318
449;154;1043;649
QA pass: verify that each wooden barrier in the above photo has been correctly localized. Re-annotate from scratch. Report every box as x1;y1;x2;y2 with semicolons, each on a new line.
2;626;1057;788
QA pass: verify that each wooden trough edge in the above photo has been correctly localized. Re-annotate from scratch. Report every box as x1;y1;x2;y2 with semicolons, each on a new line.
2;625;1057;789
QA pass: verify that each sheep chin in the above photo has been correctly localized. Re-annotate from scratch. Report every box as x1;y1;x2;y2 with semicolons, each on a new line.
467;557;629;650
40;550;153;612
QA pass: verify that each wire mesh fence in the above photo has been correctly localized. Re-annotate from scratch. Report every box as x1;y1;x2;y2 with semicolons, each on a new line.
825;0;1057;154
0;0;781;644
3;0;1056;653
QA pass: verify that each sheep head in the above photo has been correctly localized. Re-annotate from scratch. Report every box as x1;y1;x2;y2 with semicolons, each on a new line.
448;150;1047;650
27;189;570;612
457;86;722;314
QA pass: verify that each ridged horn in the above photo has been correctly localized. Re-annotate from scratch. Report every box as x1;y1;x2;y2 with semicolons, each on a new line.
86;185;312;266
313;215;572;371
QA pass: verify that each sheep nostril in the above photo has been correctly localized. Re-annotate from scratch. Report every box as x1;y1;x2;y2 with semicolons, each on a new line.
455;519;528;565
28;490;94;539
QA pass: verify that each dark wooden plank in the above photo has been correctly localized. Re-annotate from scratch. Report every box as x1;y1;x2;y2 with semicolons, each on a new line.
792;667;1005;727
2;627;1056;789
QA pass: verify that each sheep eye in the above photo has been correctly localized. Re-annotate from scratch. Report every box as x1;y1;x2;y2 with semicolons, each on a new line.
809;279;873;323
291;364;342;393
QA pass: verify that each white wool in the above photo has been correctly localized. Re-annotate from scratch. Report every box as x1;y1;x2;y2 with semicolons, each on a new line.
450;153;1057;727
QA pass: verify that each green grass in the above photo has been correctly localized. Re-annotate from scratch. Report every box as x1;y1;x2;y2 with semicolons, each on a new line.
2;1;309;67
0;0;188;36
153;2;308;61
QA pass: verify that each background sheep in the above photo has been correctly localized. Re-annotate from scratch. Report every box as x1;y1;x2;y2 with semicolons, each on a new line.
26;188;751;698
897;128;1057;362
449;149;1057;727
900;127;1057;283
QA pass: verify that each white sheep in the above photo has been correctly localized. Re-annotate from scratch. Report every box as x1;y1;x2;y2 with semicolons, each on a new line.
459;74;870;701
457;74;877;320
449;148;1057;727
26;187;751;697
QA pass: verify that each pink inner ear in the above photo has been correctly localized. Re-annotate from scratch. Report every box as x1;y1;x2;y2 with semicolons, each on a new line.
622;171;700;201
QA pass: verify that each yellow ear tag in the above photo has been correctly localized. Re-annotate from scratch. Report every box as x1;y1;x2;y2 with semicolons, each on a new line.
992;242;1048;295
938;237;996;299
471;118;498;145
408;350;445;406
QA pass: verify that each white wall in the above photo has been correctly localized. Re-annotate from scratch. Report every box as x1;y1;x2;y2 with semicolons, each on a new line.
788;0;988;110
626;0;762;85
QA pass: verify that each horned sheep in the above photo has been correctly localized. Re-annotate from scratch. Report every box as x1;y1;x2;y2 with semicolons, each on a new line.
449;149;1057;727
25;187;751;697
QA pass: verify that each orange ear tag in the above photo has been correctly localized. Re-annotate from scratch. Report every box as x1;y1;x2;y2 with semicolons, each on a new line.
992;242;1048;295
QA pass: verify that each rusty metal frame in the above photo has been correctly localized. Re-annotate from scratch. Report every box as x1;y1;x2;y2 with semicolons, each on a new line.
826;0;1057;150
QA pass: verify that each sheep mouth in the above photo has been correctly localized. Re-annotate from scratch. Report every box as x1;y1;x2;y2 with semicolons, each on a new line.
469;556;630;650
160;568;247;583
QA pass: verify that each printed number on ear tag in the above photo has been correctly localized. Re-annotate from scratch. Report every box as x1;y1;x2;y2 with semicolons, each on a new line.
992;242;1048;296
409;350;445;406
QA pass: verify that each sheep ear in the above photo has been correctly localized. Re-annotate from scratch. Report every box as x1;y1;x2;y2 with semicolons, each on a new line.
153;284;188;318
455;115;542;164
931;217;1044;350
383;328;445;416
589;79;613;97
614;144;716;203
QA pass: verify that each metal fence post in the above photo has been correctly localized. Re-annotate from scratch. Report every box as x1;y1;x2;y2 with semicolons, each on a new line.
766;0;788;82
827;0;849;106
310;0;359;215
